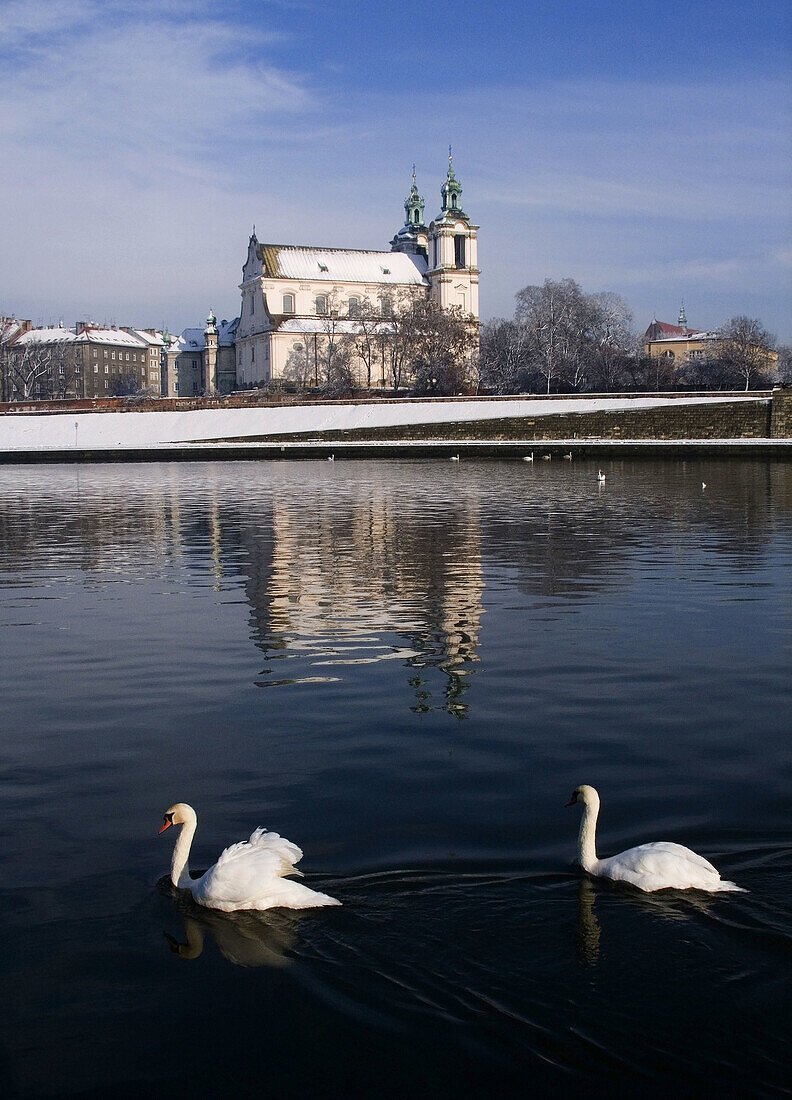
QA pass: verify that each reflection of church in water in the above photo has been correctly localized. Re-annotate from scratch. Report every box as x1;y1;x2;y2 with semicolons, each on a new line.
235;490;485;717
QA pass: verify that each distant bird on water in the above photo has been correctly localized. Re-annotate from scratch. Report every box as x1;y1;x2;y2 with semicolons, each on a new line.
523;453;534;462
450;454;460;462
563;452;573;460
702;482;707;490
597;470;606;483
542;454;552;461
327;454;335;462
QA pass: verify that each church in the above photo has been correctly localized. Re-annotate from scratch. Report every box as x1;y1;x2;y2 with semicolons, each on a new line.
234;156;480;388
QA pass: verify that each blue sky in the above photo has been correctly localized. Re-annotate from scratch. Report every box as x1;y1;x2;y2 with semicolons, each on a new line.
2;0;790;340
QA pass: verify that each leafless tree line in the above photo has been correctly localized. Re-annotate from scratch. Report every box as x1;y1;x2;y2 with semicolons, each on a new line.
480;279;781;394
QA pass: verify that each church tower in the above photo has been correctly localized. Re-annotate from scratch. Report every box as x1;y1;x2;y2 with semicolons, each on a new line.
390;168;429;259
427;151;479;319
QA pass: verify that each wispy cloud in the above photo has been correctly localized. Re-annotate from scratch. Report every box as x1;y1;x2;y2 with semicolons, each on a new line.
1;1;790;340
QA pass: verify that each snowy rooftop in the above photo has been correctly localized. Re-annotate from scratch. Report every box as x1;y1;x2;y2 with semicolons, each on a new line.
14;326;78;345
259;245;427;286
650;332;718;344
174;318;239;353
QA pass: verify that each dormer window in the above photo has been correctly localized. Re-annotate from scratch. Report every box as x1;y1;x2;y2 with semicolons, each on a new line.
381;266;390;275
282;293;295;314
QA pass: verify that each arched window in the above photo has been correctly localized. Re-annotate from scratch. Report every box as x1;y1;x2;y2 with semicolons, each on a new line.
413;209;420;224
661;350;675;360
282;293;295;314
348;297;360;317
315;295;328;316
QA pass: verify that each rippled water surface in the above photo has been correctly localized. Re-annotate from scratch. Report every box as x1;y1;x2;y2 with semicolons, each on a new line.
0;458;790;1098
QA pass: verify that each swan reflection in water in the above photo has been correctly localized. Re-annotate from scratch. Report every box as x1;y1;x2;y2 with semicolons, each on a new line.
576;877;717;967
161;884;307;968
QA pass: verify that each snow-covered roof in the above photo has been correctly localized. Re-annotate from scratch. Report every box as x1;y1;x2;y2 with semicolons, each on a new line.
649;331;718;344
259;245;427;286
14;326;78;345
72;327;148;347
173;318;239;353
129;329;166;347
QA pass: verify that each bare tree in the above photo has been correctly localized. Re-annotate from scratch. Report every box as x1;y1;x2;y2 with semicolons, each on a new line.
4;335;78;400
715;316;776;390
515;278;599;394
349;297;381;390
479;318;536;393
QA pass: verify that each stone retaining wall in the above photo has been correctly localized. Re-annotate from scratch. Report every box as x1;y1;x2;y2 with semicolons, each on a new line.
256;398;773;444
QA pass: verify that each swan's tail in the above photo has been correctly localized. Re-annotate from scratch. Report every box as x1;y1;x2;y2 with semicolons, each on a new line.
714;879;746;893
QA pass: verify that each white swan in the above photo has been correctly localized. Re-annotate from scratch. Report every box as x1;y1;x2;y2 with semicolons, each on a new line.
566;785;744;893
597;469;606;483
523;453;534;462
159;803;341;912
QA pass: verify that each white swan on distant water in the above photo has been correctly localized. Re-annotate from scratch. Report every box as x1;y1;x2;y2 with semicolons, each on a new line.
159;803;340;912
597;469;606;483
566;785;744;893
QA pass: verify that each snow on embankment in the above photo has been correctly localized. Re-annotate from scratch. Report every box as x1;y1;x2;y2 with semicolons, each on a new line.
0;395;763;452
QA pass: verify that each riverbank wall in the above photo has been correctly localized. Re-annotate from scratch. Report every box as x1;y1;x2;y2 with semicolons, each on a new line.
1;391;790;462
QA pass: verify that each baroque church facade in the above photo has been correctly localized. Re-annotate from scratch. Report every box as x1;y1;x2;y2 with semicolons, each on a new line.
234;157;479;388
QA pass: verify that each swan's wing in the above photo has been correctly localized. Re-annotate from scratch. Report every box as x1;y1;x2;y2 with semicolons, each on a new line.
191;830;337;911
213;829;304;877
600;841;723;890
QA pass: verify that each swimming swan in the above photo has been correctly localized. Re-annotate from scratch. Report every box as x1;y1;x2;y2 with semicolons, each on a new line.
566;785;744;893
159;803;341;912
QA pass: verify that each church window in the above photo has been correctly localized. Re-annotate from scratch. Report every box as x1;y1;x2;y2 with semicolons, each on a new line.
251;345;255;362
454;235;466;268
348;297;360;317
315;295;328;315
413;209;420;224
283;293;295;314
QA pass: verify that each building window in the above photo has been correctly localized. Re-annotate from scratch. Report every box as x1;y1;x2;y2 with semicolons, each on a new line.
454;234;466;268
315;295;328;316
104;365;109;374
126;353;130;361
94;365;98;374
381;295;393;317
251;345;255;362
112;352;115;360
104;349;108;357
250;295;254;314
283;293;295;313
348;297;360;317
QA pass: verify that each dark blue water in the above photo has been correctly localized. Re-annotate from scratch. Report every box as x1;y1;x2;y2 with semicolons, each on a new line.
0;459;790;1098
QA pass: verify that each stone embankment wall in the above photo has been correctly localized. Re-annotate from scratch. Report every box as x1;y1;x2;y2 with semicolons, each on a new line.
262;398;775;444
770;391;792;437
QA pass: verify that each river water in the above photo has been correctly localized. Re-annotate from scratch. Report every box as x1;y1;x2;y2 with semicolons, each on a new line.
0;458;790;1097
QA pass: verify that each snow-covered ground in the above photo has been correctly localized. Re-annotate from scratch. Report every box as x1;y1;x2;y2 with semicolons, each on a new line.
0;394;766;452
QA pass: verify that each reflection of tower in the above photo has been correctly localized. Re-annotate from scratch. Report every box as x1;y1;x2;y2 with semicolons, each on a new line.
241;485;485;715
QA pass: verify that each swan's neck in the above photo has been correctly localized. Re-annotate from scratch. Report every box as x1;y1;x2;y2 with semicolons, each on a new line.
578;798;599;873
171;816;196;888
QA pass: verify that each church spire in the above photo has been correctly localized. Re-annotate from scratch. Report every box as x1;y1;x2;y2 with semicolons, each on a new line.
440;146;464;217
404;164;426;228
678;300;687;331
